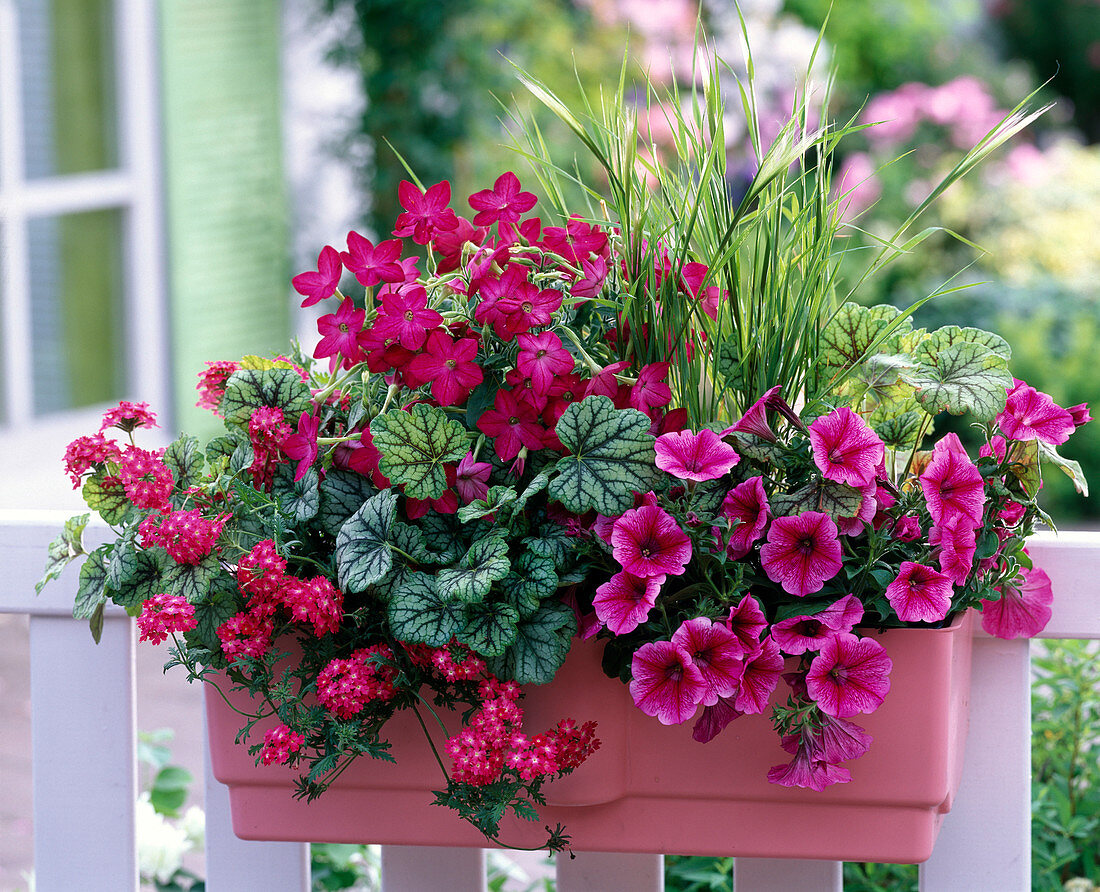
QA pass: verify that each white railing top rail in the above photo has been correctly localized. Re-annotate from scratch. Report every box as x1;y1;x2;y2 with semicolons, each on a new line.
2;510;1098;891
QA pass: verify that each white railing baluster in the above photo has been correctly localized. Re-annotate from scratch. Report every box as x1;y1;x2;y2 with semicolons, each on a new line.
28;612;139;891
556;851;664;891
734;858;843;890
380;845;485;891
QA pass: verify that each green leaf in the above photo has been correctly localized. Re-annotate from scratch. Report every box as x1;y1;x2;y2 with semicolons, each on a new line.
191;580;242;653
417;513;464;565
770;481;864;520
163;554;222;605
903;341;1013;420
386;572;464;646
220;368;312;428
107;545;164;610
205;434;252;477
149;765;192;817
488;601;576;684
919;324;1011;362
36;513;90;595
163;435;203;489
74;545;111;619
523;523;574;566
82;471;134;525
1038;440;1090;497
550;396;656;515
317;470;375;536
816;303;911;383
872;410;925;450
335;489;398;593
456;485;518;523
458;600;519;657
437;535;511;603
500;552;558;619
370;404;468;500
274;466;320;523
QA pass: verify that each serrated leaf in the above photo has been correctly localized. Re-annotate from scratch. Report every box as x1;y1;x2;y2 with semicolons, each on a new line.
1038;440;1089;496
417;513;463;565
873;411;925;450
771;481;863;519
163;554;222;605
523;524;574;566
191;580;242;653
275;465;320;523
75;545;112;619
220;368;312;428
458;601;519;657
163;436;203;489
318;470;376;535
457;485;518;523
107;544;164;610
918;325;1011;362
903;341;1012;420
437;535;511;603
82;471;134;525
816;303;911;387
488;601;576;684
500;553;558;619
728;431;786;465
550;396;656;515
715;340;749;393
335;489;398;592
370;404;468;500
37;513;91;595
386;572;463;646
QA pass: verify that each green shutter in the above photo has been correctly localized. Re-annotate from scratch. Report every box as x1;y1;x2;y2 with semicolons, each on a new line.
158;0;290;435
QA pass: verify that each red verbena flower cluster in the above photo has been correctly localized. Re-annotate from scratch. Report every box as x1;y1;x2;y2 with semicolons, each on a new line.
136;593;198;645
317;645;398;718
259;724;305;766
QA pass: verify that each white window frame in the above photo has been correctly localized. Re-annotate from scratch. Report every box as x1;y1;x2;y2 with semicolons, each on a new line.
0;0;170;430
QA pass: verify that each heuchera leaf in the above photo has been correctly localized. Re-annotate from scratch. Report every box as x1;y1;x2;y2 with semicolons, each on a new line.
770;481;864;519
163;554;222;605
458;600;519;657
500;552;558;619
336;489;399;593
523;524;574;566
872;410;925;450
488;601;576;684
370;403;468;500
275;466;320;523
82;471;134;525
387;572;464;647
550;395;656;515
1007;439;1042;499
456;486;518;523
220;368;312;428
903;340;1012;420
436;535;511;604
416;513;464;565
163;435;204;489
317;470;376;536
815;303;912;391
74;545;111;620
191;580;242;655
919;324;1011;362
107;544;164;611
36;513;90;595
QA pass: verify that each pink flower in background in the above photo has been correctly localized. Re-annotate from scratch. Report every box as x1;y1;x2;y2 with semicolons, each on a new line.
806;633;892;718
611;504;692;578
655;428;740;482
835;152;881;219
629;640;706;725
808;407;884;488
735;635;783;714
393;179;458;244
196;360;241;414
671;617;745;706
885;561;953;623
719;476;770;559
996;381;1075;445
980;565;1054;639
292;245;343;306
862;82;930;147
340;232;404;287
920;436;986;527
760;511;844;597
593;571;664;634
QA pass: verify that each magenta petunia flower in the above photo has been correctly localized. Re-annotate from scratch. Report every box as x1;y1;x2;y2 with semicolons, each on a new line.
610;504;692;578
281;412;321;482
593;571;664;635
782;713;873;764
718;477;770;559
340;232;404;287
808;407;885;488
980;565;1053;639
406;330;483;406
692;695;742;743
671;617;745;706
768;736;853;791
772;594;865;655
759;511;844;597
393;179;459;245
885;561;954;623
629;640;707;725
1068;403;1092;427
724;593;768;657
735;635;783;714
996;381;1075;446
728;385;782;443
516;330;575;395
931;513;978;586
292;245;343;307
468;171;538;228
919;435;986;528
806;633;892;718
835;481;878;537
655;428;740;483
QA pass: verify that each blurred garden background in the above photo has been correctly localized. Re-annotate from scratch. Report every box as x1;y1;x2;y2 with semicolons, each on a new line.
0;0;1097;889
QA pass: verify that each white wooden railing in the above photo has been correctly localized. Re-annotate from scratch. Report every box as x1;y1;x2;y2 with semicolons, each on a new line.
3;510;1098;892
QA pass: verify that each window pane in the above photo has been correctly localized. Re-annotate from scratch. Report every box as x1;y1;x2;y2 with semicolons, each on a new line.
28;209;124;414
19;0;118;179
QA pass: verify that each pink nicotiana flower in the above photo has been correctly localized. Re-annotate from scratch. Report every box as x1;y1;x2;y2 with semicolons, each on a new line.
655;428;740;483
292;245;343;306
455;452;492;504
406;330;483;406
980;565;1053;639
497;285;562;336
719;476;770;559
885;561;954;623
281;412;321;482
610;503;692;578
692;695;742;743
629;640;707;725
767;737;853;791
724;593;768;657
671;617;745;706
735;635;783;714
340;232;404;287
476;389;545;462
630;362;673;415
468;171;538;228
593;571;664;635
996;380;1075;446
808;407;885;488
772;594;865;655
393;179;459;244
806;633;892;718
373;286;444;351
759;511;844;597
315;297;366;365
516;331;575;394
920;433;986;528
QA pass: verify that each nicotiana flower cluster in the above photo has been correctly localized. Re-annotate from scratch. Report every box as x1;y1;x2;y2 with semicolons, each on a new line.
46;161;1090;849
